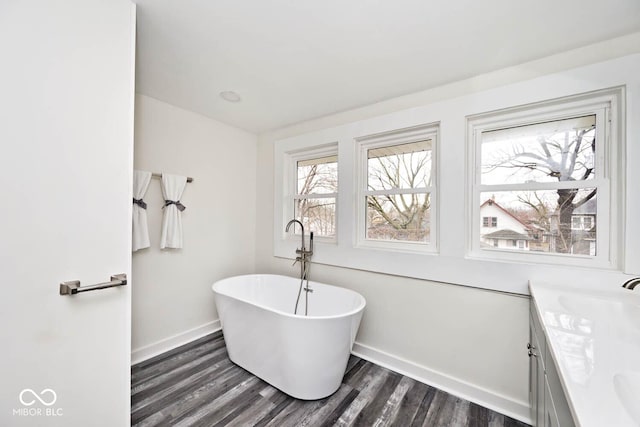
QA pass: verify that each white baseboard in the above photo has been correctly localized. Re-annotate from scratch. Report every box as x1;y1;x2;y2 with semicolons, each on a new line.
131;320;221;365
351;341;531;425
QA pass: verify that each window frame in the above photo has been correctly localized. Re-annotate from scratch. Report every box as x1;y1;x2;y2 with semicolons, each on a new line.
285;143;339;243
355;124;439;253
467;89;621;269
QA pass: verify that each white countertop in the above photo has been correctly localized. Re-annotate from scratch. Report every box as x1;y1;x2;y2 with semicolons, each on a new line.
529;281;640;427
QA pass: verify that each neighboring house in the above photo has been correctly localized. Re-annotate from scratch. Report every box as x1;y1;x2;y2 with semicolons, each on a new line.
479;197;597;255
526;223;551;252
480;199;533;250
570;198;596;255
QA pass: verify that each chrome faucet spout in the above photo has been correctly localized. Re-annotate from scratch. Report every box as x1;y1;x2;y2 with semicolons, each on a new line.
285;219;305;252
285;218;303;233
622;277;640;290
284;219;305;251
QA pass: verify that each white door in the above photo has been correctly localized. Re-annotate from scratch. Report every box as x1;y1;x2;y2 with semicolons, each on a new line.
0;1;135;426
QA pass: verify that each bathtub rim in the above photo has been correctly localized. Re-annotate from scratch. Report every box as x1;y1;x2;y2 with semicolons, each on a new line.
212;273;366;321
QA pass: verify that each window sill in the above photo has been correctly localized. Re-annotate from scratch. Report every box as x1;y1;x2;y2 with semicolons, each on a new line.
355;239;437;254
275;236;631;296
467;248;616;271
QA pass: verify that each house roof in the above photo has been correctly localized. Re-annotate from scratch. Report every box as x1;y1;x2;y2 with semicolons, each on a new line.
482;228;534;241
480;199;530;229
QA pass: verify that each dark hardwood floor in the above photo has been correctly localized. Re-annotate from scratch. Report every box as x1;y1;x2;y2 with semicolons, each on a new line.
131;331;529;427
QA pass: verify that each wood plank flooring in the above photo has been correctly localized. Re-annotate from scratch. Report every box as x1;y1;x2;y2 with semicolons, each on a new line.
132;331;529;427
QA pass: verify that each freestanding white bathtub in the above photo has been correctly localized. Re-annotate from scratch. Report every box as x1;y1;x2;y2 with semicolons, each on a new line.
212;274;366;400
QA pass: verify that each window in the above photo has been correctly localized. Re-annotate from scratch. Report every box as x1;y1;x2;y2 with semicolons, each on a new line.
289;146;338;238
571;215;594;230
357;124;438;250
483;216;497;227
468;89;621;268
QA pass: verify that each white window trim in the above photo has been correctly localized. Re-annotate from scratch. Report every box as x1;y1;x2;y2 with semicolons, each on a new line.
355;124;439;253
466;88;623;270
283;143;339;244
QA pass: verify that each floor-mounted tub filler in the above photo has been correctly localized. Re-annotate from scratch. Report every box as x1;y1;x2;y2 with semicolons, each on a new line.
212;274;366;400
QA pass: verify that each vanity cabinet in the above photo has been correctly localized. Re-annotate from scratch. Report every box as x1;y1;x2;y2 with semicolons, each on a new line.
529;300;576;427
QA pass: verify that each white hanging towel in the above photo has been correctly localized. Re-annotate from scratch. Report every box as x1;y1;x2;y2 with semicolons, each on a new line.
132;170;152;252
160;173;188;249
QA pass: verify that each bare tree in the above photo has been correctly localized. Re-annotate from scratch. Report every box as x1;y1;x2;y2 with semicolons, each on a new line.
297;161;337;236
484;122;596;253
367;148;431;241
516;192;551;231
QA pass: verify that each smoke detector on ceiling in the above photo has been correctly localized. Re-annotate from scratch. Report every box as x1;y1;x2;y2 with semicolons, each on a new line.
220;91;242;103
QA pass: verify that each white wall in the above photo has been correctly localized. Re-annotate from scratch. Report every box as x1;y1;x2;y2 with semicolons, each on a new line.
132;94;257;361
256;34;640;423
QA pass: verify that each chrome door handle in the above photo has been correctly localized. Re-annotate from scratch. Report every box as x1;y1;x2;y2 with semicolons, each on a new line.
60;274;127;295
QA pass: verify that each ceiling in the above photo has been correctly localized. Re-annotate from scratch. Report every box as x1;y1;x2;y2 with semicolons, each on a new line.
134;0;640;133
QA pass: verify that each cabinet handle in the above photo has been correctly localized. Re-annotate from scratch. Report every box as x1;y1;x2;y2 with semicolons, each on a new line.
527;343;536;350
528;349;538;358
